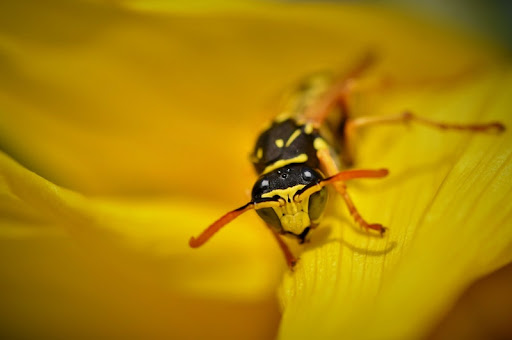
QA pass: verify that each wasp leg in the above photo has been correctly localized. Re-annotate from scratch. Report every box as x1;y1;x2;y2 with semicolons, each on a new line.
301;52;377;127
317;149;387;236
343;111;506;165
347;111;505;133
269;227;298;270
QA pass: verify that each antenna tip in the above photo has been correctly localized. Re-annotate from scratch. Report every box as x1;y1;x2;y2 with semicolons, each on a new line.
189;237;199;248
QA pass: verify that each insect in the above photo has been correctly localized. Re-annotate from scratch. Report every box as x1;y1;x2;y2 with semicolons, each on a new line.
189;54;505;269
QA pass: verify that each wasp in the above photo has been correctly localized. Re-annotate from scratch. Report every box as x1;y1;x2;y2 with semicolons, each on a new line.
189;54;505;269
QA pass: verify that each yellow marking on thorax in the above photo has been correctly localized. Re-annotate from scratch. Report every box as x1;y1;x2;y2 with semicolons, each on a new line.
275;139;284;148
263;154;308;174
314;137;329;151
274;112;291;123
286;129;302;147
262;185;311;235
304;123;313;134
256;148;263;159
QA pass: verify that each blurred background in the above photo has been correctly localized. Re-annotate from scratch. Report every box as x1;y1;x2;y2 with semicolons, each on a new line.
358;0;512;50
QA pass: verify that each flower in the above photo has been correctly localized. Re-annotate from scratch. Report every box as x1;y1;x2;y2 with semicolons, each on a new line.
0;1;511;339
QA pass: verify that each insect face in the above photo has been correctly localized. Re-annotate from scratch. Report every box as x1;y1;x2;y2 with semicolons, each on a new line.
252;164;328;240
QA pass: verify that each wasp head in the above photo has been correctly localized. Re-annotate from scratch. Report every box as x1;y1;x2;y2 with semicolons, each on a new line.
251;164;328;242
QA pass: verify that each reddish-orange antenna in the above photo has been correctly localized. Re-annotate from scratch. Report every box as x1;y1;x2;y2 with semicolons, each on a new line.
295;168;389;202
323;168;389;183
189;199;282;248
189;202;255;248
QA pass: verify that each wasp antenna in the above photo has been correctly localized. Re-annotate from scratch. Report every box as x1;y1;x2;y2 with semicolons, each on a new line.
295;169;389;202
322;168;389;185
189;202;255;248
344;50;378;80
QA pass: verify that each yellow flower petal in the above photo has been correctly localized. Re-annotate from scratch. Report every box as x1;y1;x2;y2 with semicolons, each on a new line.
0;150;283;337
0;150;284;299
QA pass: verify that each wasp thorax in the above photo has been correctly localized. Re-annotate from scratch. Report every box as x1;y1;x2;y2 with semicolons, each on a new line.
252;164;328;239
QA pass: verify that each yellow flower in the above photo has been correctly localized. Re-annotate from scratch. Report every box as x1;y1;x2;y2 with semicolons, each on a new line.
1;1;511;339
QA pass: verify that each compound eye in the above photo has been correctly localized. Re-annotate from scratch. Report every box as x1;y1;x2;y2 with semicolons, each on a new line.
308;187;328;223
256;208;282;231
